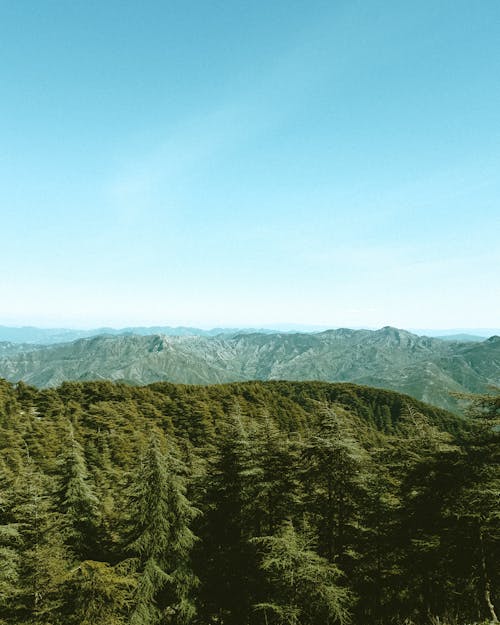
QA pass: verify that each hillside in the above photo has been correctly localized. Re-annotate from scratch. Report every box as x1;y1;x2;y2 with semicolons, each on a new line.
0;327;498;412
0;378;497;625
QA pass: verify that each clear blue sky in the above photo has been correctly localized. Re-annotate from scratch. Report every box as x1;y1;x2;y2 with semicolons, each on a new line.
1;1;499;329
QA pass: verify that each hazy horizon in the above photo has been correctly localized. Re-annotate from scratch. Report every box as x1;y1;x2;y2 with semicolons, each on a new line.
1;1;499;328
0;320;498;338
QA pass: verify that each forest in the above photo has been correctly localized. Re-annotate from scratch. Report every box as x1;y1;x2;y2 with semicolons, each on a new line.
0;378;498;625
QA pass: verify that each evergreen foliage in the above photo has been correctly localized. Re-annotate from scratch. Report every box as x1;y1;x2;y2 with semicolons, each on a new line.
0;378;496;625
126;432;198;625
196;413;256;625
253;521;352;625
61;560;134;625
55;423;99;560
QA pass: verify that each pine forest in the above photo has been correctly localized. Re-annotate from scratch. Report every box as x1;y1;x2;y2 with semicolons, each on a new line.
0;378;498;625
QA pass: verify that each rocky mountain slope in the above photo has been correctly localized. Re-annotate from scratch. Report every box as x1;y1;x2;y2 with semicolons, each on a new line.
0;327;498;412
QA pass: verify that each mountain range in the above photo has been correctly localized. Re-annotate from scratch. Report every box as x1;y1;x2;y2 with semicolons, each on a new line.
0;324;496;345
0;326;498;412
0;324;265;345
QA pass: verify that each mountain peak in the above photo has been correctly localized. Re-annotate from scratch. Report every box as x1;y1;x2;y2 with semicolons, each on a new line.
378;326;415;338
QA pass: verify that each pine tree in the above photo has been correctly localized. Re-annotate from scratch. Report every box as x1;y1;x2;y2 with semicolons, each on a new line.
253;521;352;625
301;408;369;569
12;449;68;624
394;404;464;622
354;442;401;625
62;560;135;625
196;413;256;625
450;391;500;623
0;463;21;620
54;422;99;561
246;414;300;536
126;431;198;625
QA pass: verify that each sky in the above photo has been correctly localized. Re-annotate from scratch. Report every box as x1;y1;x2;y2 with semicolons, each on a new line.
1;0;499;330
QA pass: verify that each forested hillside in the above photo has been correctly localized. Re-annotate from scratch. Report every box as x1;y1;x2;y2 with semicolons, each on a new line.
0;327;498;412
0;378;498;625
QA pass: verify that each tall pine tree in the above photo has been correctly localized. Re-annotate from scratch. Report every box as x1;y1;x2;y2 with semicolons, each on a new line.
196;412;256;625
253;521;352;625
301;408;369;570
126;431;198;625
54;422;99;561
12;448;68;624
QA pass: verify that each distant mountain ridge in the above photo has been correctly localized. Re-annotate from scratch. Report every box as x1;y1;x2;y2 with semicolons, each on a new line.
0;324;267;345
0;324;496;345
434;334;487;342
0;326;498;412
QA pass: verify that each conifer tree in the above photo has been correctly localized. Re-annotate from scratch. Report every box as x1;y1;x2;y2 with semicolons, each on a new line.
55;422;99;561
0;462;21;620
253;521;352;625
394;404;464;622
12;449;68;624
196;413;256;625
301;408;369;568
450;392;500;623
354;443;401;625
62;560;135;625
0;524;20;617
126;431;198;625
247;414;300;536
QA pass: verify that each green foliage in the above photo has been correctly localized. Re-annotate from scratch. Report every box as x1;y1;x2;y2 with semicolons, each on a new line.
127;432;198;625
62;560;135;625
300;408;369;566
450;390;500;623
55;423;99;560
253;521;352;625
246;414;301;536
0;378;496;625
0;524;20;611
196;413;257;625
11;452;69;624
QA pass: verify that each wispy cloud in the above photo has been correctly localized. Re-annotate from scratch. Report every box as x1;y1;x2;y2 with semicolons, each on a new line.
105;5;353;220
